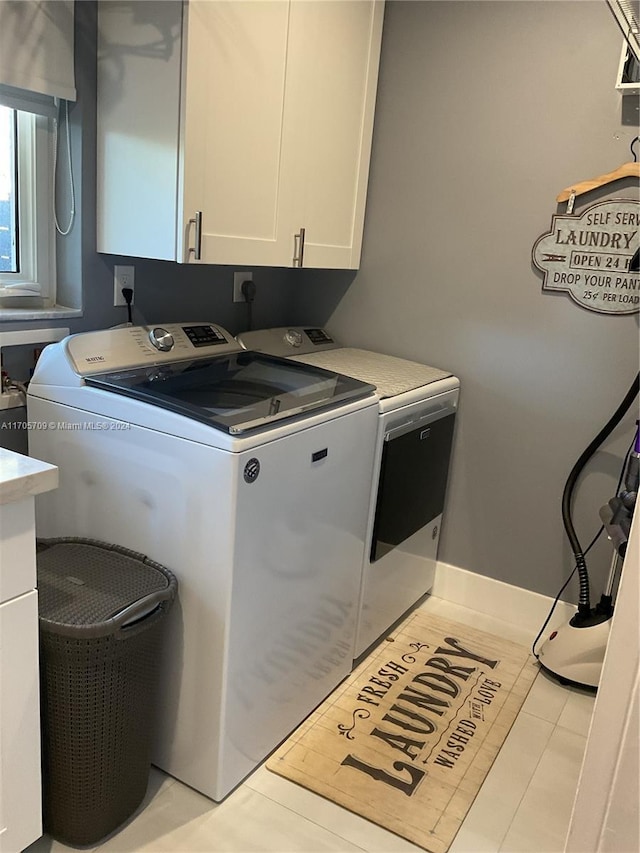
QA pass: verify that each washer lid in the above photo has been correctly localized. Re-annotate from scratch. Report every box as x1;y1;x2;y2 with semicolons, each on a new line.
290;348;452;399
84;350;375;434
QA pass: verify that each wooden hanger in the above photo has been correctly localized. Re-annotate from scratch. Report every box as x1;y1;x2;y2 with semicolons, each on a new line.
556;162;640;202
556;137;640;203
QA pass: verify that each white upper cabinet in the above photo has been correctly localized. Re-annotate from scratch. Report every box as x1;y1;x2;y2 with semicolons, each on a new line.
97;0;384;269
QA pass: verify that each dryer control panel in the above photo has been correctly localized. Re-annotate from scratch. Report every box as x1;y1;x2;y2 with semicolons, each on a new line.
237;327;340;357
49;323;239;377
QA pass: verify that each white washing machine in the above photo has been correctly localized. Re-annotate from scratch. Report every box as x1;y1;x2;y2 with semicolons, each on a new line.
237;327;460;658
27;323;378;801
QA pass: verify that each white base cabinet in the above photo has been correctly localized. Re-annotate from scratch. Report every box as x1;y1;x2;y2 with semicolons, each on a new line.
0;590;42;853
0;452;58;853
97;0;384;269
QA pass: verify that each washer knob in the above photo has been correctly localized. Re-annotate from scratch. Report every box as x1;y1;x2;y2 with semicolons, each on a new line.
284;329;303;348
149;327;175;352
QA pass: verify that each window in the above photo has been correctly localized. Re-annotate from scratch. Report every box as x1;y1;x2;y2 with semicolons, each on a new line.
0;106;54;304
0;107;16;272
0;0;75;314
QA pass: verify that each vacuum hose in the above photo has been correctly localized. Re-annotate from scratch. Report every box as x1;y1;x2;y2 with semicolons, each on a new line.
562;373;640;619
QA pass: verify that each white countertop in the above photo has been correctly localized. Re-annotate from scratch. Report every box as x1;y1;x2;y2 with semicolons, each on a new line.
0;448;58;505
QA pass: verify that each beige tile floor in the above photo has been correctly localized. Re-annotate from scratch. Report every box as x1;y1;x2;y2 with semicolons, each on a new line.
25;595;596;853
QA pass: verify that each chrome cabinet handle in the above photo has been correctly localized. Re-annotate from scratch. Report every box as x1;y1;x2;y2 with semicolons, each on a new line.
292;227;305;268
188;210;202;260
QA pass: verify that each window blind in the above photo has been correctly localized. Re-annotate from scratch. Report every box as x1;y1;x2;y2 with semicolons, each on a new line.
0;0;76;116
607;0;640;62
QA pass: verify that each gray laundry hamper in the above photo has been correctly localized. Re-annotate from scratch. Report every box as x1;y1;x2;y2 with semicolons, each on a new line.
36;538;177;847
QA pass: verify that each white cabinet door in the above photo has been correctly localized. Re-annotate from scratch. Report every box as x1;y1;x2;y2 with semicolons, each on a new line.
179;1;293;266
97;1;184;261
282;1;384;269
0;591;42;853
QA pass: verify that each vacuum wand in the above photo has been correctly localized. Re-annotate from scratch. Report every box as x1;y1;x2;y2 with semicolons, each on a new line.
622;427;640;509
599;422;639;560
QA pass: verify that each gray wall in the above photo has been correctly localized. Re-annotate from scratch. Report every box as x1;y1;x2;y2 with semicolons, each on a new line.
290;1;640;601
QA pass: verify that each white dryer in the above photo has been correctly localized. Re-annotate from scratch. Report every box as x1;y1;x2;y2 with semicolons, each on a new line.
237;327;460;658
27;323;378;801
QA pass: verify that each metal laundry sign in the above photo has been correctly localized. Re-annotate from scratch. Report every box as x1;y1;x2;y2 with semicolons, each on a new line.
532;198;640;314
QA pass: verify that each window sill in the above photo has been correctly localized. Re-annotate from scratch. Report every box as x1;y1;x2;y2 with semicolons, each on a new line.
0;305;82;322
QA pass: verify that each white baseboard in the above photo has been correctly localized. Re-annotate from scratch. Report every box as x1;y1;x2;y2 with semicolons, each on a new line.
432;561;576;635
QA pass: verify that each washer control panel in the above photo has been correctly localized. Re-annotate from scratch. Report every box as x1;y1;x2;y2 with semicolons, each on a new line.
64;323;239;375
284;329;303;347
149;327;175;352
183;325;229;347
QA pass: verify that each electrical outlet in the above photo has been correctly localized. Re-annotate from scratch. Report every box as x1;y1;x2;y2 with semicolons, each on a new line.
114;265;135;307
233;271;253;303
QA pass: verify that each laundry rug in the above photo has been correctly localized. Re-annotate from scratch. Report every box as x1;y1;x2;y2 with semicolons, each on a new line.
266;610;538;853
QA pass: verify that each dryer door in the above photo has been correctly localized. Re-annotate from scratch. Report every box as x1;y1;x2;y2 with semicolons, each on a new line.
370;402;456;562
